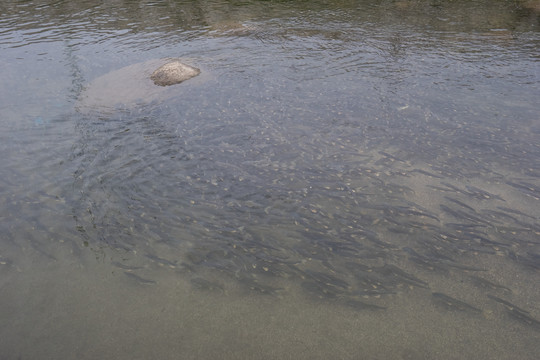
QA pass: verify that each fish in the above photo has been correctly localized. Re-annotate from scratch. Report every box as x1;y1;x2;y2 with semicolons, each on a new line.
145;254;178;268
111;261;143;271
438;261;485;272
465;185;505;201
506;181;540;200
342;299;386;311
443;196;476;213
440;205;492;226
190;277;224;293
410;168;444;179
124;272;156;285
432;292;481;313
374;264;429;289
237;275;283;295
469;276;511;292
496;206;537;220
480;209;518;223
487;295;529;313
427;185;457;193
378;151;406;163
507;251;540;270
440;182;468;195
304;270;350;290
488;294;540;330
301;280;343;299
403;247;449;273
507;308;540;331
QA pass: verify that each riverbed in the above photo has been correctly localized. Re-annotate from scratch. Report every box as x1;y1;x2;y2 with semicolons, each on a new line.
1;1;539;359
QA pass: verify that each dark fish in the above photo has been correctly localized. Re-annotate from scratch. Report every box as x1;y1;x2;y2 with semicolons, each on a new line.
375;264;429;289
399;207;439;222
190;277;224;293
427;185;457;193
301;280;342;299
480;210;518;222
488;294;540;330
293;246;329;261
410;168;444;179
429;166;454;178
185;250;208;265
440;182;468;195
432;292;481;313
455;230;507;247
487;295;528;313
376;203;439;222
496;206;537;220
440;204;469;219
26;233;57;261
444;196;476;213
508;251;540;270
439;261;486;272
465;185;505;201
506;181;540;200
321;241;360;257
384;183;416;195
469;276;511;292
355;277;390;294
112;261;143;271
304;270;350;290
124;272;156;285
0;256;13;267
378;151;406;163
253;251;299;265
403;247;449;273
237;275;282;295
252;261;293;278
344;261;372;273
145;253;178;268
353;229;396;249
343;299;386;311
440;205;492;226
352;287;397;296
507;308;540;331
406;221;441;231
445;223;487;230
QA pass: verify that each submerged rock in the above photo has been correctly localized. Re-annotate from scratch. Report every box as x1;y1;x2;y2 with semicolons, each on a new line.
77;58;203;113
150;61;200;86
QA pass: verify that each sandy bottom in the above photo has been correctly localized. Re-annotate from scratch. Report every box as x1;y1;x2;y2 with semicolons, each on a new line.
1;243;538;360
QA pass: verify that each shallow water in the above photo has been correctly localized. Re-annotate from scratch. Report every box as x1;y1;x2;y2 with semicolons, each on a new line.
1;0;540;359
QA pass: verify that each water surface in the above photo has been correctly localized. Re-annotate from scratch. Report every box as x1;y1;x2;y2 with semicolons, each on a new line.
1;0;539;359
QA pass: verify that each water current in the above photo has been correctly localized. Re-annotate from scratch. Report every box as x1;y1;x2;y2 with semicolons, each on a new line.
1;0;539;359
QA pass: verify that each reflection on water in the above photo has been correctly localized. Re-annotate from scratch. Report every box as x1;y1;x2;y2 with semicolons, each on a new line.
1;0;540;359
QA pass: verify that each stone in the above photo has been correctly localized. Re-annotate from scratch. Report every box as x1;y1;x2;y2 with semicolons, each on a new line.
150;61;201;86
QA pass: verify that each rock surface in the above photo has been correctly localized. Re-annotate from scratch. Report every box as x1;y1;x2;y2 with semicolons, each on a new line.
150;61;201;86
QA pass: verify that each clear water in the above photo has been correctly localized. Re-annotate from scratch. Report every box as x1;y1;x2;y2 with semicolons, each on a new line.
1;0;539;359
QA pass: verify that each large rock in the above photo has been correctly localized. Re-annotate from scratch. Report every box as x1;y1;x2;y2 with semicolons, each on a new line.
77;58;202;113
150;61;200;86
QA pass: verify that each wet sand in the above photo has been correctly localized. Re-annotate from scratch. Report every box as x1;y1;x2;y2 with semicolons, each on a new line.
1;243;538;360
